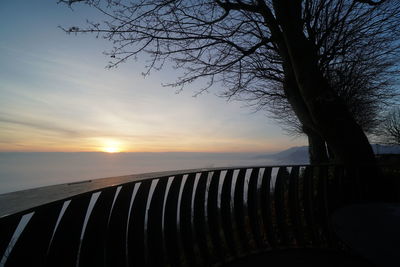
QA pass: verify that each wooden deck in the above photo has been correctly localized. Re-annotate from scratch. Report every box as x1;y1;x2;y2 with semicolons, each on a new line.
222;248;374;266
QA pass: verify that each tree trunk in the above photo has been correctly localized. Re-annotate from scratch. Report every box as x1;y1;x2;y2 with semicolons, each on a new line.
282;63;329;164
273;0;376;167
303;125;329;164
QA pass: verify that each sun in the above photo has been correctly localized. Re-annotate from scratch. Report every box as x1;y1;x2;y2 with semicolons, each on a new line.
100;139;123;153
103;146;120;153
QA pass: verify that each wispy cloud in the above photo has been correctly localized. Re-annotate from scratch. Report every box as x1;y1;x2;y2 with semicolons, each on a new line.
0;115;80;136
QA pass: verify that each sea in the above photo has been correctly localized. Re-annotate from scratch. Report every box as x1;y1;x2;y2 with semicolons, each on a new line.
0;152;276;195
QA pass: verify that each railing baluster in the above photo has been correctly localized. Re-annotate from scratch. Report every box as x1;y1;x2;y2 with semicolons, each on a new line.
288;166;305;247
46;195;91;267
247;168;264;249
332;165;345;210
80;187;116;267
0;214;22;264
164;175;184;266
147;178;168;267
317;165;335;247
233;168;251;253
220;169;238;258
127;180;151;267
106;184;135;267
345;165;362;203
275;167;290;246
260;167;276;248
179;173;199;266
193;172;212;264
207;170;225;262
5;202;62;267
303;166;320;246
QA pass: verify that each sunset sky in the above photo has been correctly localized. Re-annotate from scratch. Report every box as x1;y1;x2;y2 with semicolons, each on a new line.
0;0;306;153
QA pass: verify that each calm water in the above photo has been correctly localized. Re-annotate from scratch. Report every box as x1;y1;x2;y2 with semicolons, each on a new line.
0;152;276;194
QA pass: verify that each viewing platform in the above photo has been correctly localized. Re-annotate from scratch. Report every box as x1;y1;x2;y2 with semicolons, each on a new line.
0;164;397;266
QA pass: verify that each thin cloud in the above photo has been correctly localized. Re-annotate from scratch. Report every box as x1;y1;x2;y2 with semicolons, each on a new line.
0;112;178;142
0;115;80;137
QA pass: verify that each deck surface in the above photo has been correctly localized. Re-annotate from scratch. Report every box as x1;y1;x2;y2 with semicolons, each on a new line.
222;249;375;267
332;203;400;267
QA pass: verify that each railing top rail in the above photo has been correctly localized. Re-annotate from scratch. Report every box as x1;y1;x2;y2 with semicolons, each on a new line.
0;168;202;218
0;165;312;218
0;163;392;218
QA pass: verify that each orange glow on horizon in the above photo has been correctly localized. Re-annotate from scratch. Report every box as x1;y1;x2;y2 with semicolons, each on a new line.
0;133;304;153
100;139;123;153
102;146;120;153
0;140;300;153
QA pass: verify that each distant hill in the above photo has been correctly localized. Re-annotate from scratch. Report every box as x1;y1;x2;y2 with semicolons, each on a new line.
371;144;400;154
256;144;400;165
255;146;309;165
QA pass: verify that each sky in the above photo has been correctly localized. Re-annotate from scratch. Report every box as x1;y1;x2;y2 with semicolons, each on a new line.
0;0;306;153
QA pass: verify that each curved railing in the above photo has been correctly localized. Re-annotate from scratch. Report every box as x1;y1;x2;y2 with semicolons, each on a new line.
0;165;365;267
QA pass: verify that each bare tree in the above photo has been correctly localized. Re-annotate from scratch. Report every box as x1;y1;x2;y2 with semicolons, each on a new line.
267;47;398;162
59;0;400;166
270;54;398;135
244;0;400;162
379;108;400;145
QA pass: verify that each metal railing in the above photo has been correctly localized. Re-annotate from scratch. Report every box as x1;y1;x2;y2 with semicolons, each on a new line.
0;165;366;267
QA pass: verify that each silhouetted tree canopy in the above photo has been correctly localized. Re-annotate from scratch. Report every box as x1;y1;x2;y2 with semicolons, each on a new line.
379;107;400;145
60;0;400;165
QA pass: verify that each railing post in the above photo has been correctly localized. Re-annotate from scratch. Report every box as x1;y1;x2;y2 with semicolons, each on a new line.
193;172;212;264
147;178;168;267
127;180;151;267
220;169;238;258
164;175;185;266
80;187;116;267
46;195;91;267
303;166;320;246
208;170;226;262
260;167;276;248
247;168;264;249
288;166;306;247
179;173;199;266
